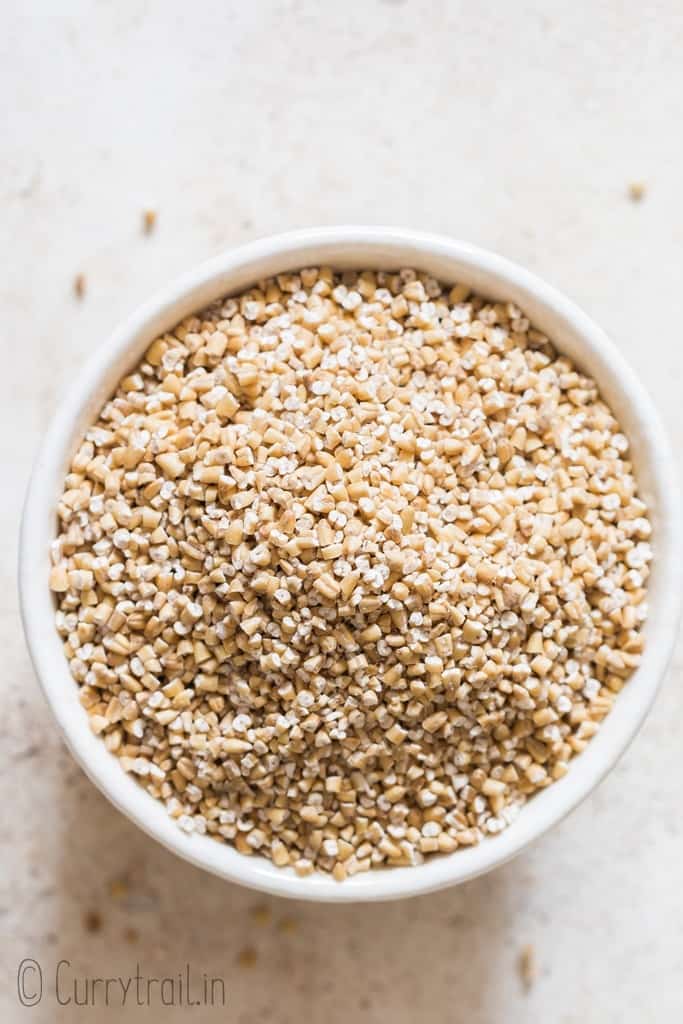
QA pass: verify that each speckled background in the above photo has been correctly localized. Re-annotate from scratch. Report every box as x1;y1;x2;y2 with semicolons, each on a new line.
3;2;683;1021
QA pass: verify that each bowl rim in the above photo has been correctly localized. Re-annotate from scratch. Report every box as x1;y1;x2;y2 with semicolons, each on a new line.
19;225;682;902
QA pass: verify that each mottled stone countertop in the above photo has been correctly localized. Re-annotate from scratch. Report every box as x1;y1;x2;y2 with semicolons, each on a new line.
2;4;683;1021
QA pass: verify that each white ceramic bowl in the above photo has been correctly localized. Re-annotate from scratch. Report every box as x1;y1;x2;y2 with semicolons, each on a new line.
19;227;681;902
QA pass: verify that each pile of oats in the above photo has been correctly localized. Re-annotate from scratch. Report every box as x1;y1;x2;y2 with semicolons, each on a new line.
51;267;651;879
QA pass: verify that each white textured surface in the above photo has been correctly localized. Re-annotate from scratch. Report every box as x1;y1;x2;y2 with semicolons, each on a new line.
2;3;683;1021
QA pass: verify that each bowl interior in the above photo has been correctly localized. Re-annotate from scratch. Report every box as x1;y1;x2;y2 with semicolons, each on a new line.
20;228;681;901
